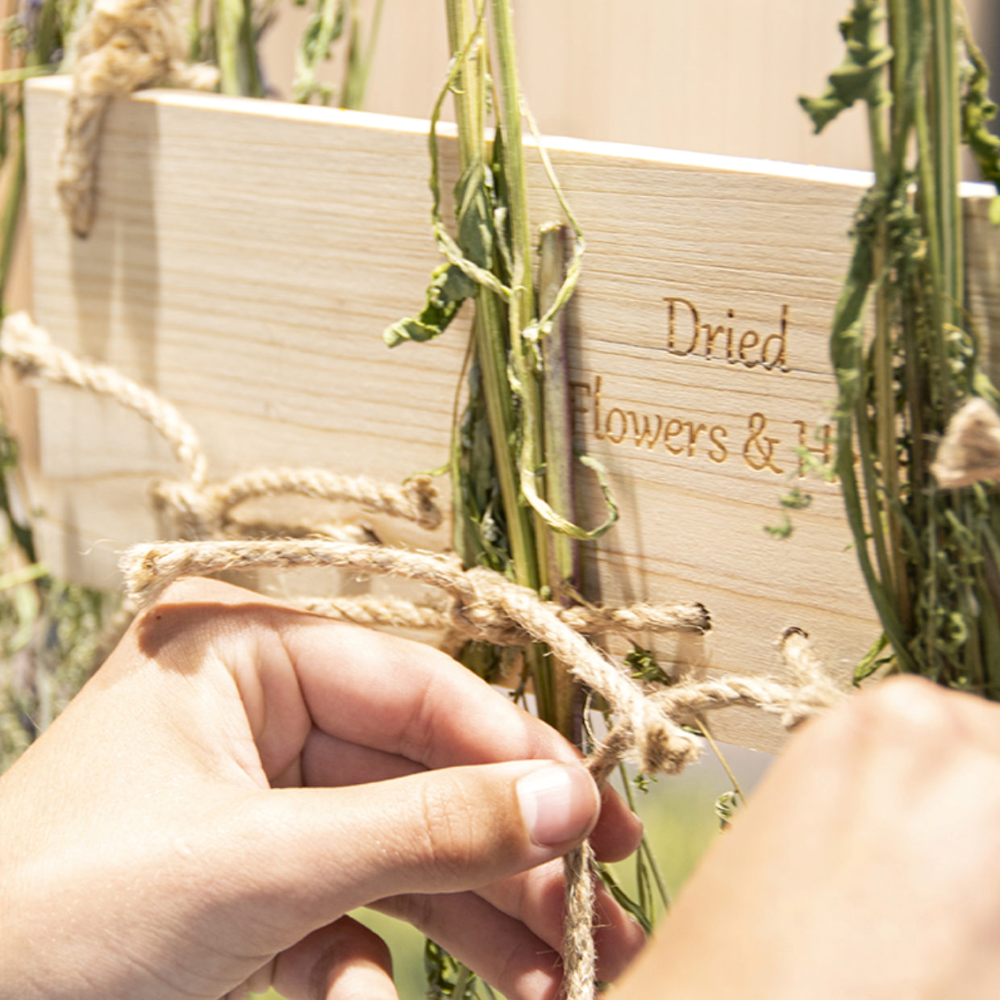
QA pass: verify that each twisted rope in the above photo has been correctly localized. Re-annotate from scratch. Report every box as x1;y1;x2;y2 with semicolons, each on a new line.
290;593;709;646
151;467;443;537
120;537;844;1000
59;0;218;236
120;538;843;779
1;312;208;487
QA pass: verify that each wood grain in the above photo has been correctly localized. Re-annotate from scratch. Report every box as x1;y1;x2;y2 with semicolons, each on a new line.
22;76;1000;751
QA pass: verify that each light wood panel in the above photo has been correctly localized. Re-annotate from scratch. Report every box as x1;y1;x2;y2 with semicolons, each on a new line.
22;76;1000;751
261;0;993;173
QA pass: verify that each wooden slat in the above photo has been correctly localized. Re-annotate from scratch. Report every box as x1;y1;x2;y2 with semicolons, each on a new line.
21;76;1000;751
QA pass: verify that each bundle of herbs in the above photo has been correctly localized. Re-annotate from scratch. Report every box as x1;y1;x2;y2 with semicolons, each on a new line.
801;0;1000;694
385;2;679;993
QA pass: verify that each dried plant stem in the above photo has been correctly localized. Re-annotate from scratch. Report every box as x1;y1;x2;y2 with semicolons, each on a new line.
0;139;25;315
342;0;384;108
444;0;539;588
539;226;580;738
214;0;261;97
443;0;558;726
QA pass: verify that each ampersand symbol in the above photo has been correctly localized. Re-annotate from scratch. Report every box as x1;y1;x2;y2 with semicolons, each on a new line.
743;412;783;473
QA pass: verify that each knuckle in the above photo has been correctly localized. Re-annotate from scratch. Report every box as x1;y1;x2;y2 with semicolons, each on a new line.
495;938;559;999
377;892;435;932
804;675;962;761
858;675;962;743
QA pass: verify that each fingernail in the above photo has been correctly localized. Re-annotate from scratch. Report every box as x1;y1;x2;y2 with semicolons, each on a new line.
517;764;599;848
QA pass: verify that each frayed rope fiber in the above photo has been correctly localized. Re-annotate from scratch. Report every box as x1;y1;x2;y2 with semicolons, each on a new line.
932;397;1000;489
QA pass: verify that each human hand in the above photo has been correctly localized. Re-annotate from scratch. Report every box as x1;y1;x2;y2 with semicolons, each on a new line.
0;578;645;1000
620;675;1000;999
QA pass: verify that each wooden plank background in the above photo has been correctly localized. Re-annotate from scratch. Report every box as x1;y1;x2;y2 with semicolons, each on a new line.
22;75;1000;751
262;0;997;172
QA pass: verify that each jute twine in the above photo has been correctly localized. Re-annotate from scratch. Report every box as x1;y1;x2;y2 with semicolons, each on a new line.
118;543;841;1000
2;308;849;1000
58;0;218;237
932;397;1000;489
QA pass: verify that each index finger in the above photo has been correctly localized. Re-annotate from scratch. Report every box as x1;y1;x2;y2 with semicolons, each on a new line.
138;577;642;854
283;612;644;860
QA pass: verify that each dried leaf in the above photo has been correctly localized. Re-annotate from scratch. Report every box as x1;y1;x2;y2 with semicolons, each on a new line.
383;263;478;347
799;2;893;134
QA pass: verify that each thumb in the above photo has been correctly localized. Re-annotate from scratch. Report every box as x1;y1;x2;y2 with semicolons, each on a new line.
223;760;599;929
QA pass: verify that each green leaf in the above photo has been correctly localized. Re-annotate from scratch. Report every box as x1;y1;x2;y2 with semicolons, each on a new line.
424;939;482;1000
763;512;794;540
852;633;889;684
385;153;503;349
799;2;893;134
959;22;1000;200
780;486;814;510
625;644;671;685
715;789;741;829
454;161;496;272
382;263;478;347
293;0;346;103
989;195;1000;227
595;862;654;935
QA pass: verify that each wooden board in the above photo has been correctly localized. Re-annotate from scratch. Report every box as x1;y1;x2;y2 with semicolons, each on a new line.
21;75;1000;751
260;0;996;175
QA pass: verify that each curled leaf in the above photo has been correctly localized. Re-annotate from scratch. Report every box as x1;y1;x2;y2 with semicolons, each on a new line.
799;2;893;134
383;263;478;347
519;453;619;541
959;21;1000;205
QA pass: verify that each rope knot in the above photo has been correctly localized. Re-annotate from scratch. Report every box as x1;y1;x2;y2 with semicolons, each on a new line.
633;707;701;775
443;565;529;646
74;0;186;94
401;476;444;531
150;480;217;539
58;0;219;236
0;310;52;377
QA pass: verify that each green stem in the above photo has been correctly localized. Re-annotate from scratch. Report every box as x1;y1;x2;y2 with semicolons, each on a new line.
0;562;47;592
489;0;534;321
0;65;57;85
0;135;25;313
929;0;961;329
238;0;263;97
214;0;242;95
489;0;549;580
349;0;385;109
618;763;670;916
538;225;576;596
538;223;579;739
837;399;915;671
863;11;905;618
489;0;577;738
188;0;203;63
444;0;482;163
443;0;539;598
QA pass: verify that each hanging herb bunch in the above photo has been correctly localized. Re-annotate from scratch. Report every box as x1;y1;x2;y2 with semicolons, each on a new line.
385;0;619;739
384;1;677;994
802;0;1000;694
